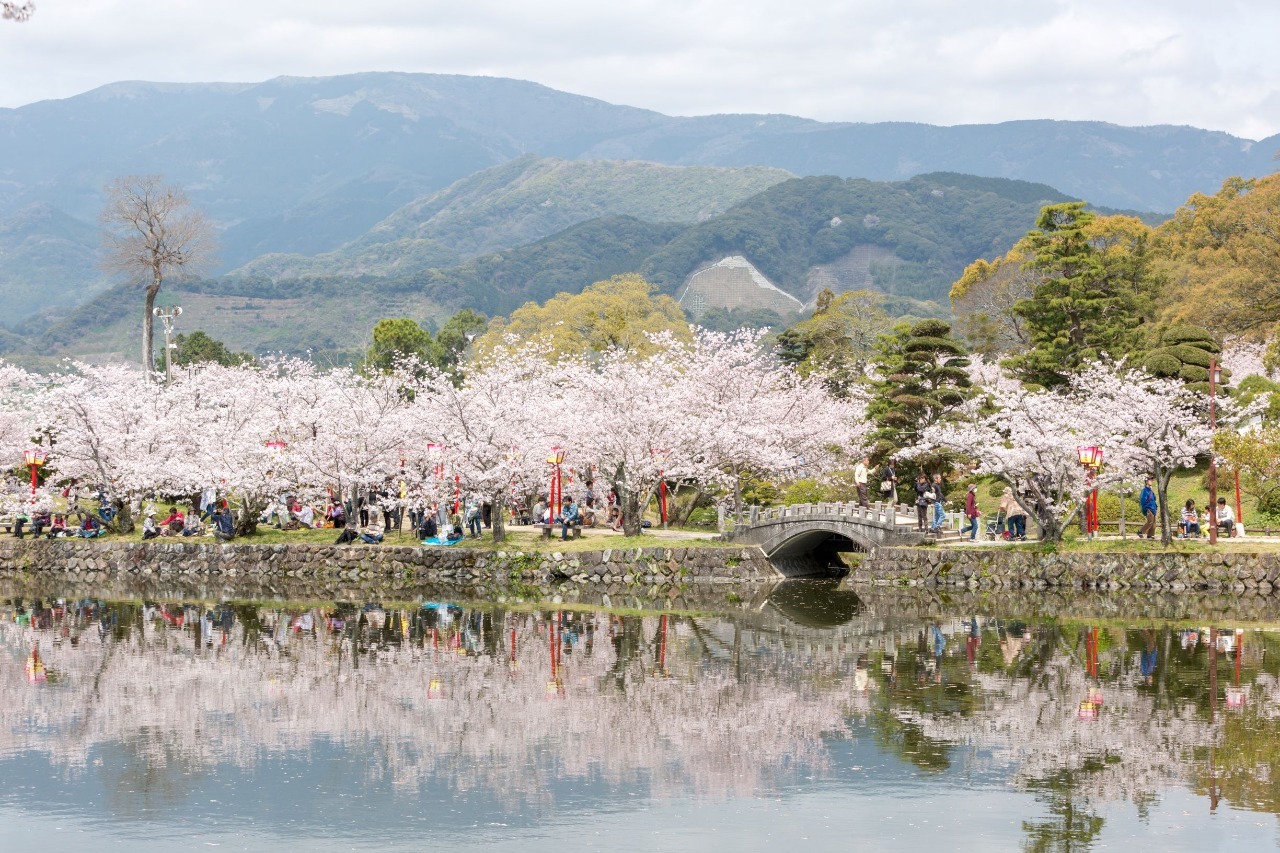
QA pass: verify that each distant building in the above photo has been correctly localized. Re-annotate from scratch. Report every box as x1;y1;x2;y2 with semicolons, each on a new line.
677;256;804;320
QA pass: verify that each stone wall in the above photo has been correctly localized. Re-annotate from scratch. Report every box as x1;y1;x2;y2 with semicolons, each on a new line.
0;539;777;608
855;547;1279;594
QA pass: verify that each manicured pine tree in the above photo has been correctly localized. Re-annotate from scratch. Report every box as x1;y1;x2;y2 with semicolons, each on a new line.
868;319;972;461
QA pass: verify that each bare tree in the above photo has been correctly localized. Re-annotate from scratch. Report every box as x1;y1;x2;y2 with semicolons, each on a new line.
101;175;215;376
2;2;35;21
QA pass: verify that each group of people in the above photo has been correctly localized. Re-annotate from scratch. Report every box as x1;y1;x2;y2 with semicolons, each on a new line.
1137;479;1237;539
141;503;235;541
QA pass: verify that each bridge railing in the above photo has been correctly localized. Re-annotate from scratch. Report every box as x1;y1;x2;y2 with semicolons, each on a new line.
742;501;920;531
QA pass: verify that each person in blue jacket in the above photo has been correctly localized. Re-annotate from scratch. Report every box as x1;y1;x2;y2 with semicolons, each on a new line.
1139;477;1158;539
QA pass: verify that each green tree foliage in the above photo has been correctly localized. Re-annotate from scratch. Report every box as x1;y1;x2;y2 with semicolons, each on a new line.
475;274;689;360
433;308;488;379
775;289;889;396
366;317;437;373
172;330;253;367
868;319;972;459
1139;324;1228;395
1004;203;1154;387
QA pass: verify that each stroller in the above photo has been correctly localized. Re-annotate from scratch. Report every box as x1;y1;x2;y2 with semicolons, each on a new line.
986;511;1012;541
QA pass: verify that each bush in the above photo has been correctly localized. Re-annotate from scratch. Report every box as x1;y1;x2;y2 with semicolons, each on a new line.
1095;491;1143;524
1143;353;1181;377
1161;324;1219;347
686;506;719;528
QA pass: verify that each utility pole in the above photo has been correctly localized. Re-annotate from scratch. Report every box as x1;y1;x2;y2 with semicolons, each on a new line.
1209;358;1219;544
153;306;182;385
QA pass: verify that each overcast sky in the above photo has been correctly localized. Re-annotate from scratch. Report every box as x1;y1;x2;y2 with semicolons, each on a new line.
3;0;1278;139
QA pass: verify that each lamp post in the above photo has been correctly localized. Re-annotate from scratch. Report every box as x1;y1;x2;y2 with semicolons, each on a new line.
650;447;671;529
152;305;182;385
22;448;46;502
1209;359;1220;544
547;447;566;519
1076;445;1102;538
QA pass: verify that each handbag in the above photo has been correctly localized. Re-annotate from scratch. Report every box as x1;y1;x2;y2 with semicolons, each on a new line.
879;479;892;492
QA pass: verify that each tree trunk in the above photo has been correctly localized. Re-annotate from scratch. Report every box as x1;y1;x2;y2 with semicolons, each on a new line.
234;494;268;537
143;272;161;376
490;492;507;543
112;499;135;534
1156;467;1174;545
620;485;643;537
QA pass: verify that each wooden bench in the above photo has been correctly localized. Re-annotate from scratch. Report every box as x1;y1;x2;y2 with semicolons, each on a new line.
538;523;582;541
0;519;15;534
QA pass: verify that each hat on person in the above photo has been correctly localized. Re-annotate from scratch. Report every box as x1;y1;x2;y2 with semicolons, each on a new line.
145;509;156;517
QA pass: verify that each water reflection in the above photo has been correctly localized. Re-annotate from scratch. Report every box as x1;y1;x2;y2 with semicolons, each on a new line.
1;584;1278;851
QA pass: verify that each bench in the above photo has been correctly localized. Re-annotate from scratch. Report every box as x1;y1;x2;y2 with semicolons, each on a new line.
539;523;582;541
0;519;14;534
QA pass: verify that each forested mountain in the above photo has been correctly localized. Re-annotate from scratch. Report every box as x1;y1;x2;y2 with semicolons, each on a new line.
1;71;1275;271
237;156;791;279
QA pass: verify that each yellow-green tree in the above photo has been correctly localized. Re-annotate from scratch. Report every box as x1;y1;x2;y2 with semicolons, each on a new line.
949;248;1037;358
474;274;689;359
775;289;889;394
1157;174;1280;335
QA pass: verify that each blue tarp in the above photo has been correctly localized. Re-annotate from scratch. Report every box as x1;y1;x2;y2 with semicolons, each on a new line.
421;536;465;547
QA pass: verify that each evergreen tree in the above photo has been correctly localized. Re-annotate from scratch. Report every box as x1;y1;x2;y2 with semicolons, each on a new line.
1005;202;1151;387
868;319;972;459
1140;324;1229;395
172;330;253;367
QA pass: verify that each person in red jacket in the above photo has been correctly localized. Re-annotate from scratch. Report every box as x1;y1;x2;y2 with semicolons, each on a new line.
961;483;981;541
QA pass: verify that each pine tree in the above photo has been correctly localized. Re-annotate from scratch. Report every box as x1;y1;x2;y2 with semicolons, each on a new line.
868;319;972;460
1005;202;1149;387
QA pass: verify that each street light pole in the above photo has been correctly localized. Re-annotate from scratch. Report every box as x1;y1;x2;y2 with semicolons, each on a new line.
152;306;182;385
1209;358;1219;544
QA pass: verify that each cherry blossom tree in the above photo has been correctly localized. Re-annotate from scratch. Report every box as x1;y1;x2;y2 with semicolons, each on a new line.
39;363;182;531
408;346;566;542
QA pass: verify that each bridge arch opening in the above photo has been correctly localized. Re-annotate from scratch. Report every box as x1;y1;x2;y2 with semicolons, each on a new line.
767;529;870;578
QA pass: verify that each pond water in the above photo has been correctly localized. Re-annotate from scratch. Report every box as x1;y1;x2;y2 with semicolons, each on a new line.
1;580;1278;851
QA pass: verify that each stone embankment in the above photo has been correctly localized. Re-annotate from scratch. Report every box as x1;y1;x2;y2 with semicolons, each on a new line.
856;547;1279;594
0;539;775;608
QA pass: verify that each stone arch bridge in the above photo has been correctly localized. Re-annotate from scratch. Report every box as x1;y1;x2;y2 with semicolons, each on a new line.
723;501;927;577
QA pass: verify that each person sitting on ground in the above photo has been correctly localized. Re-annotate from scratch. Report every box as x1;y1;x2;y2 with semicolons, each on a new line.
297;503;316;528
181;507;205;537
1180;499;1201;538
334;524;360;545
1215;497;1236;538
609;505;622;532
49;513;68;538
142;510;161;540
210;505;234;542
417;512;438;541
160;506;184;536
445;523;465;542
78;515;104;539
326;501;345;528
360;513;385;544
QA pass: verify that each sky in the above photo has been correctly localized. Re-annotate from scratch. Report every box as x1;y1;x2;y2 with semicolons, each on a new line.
2;0;1279;139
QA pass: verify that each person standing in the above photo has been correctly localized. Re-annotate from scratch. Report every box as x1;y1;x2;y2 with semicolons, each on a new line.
914;473;931;532
853;456;870;508
880;458;898;504
930;474;947;533
1139;478;1158;539
961;484;980;540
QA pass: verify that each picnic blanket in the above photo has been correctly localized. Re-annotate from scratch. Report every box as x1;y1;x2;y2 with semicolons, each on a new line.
422;536;465;547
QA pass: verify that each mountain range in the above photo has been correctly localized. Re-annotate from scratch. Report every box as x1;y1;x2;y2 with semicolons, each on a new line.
1;71;1277;361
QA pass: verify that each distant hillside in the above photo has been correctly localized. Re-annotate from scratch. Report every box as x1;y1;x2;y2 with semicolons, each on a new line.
15;171;1165;361
30;215;681;362
642;172;1081;305
0;203;107;322
1;72;1275;276
237;156;791;279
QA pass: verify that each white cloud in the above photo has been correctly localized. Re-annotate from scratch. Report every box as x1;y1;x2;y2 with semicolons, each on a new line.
1;0;1277;137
